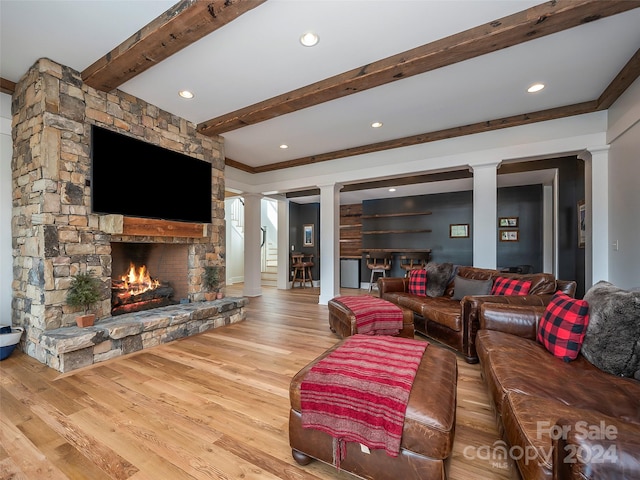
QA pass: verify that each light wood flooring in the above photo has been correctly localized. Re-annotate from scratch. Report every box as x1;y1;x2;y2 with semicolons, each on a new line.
1;285;519;480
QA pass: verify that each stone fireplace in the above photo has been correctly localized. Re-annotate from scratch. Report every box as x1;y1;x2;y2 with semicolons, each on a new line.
10;58;245;372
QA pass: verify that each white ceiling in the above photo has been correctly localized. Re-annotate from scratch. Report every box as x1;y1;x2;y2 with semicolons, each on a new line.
2;1;639;204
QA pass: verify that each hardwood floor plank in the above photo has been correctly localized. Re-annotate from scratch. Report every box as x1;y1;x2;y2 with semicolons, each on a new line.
0;284;518;479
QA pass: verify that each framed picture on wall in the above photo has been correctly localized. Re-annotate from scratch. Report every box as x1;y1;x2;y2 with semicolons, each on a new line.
449;224;469;238
499;217;519;228
500;230;519;242
578;201;585;248
303;224;314;247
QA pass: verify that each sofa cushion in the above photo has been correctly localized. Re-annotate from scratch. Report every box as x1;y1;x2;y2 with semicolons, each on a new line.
425;262;454;298
537;291;590;362
408;269;427;296
393;294;462;332
491;276;532;296
452;275;493;300
582;281;640;379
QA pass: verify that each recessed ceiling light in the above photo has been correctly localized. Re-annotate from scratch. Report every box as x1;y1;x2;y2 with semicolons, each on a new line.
279;144;289;149
300;32;319;47
389;188;396;192
371;121;383;128
178;90;194;99
527;83;545;93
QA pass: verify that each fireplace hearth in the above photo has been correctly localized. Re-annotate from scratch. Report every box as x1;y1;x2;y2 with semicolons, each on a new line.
111;262;176;315
110;242;189;315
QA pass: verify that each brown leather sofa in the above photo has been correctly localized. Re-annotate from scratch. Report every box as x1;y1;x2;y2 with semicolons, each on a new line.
477;303;640;480
378;266;576;363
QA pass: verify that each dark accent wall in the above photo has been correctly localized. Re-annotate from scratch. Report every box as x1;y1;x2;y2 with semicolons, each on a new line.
497;185;543;272
290;156;585;293
289;202;320;281
361;187;543;278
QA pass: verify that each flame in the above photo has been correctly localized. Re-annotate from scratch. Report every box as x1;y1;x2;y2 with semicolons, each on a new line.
120;262;159;295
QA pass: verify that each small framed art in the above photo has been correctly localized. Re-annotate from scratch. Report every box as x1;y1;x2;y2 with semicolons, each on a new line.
500;230;519;242
499;217;519;228
303;224;314;247
450;224;469;238
578;201;585;248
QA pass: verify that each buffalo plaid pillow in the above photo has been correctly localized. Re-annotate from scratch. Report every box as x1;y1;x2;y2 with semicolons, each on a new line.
408;269;427;297
491;276;532;295
537;291;590;362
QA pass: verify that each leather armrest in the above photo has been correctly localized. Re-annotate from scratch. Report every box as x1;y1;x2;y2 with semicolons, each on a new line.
478;303;547;340
553;418;640;480
378;277;407;295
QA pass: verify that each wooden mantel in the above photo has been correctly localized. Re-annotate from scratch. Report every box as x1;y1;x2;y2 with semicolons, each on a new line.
122;217;206;238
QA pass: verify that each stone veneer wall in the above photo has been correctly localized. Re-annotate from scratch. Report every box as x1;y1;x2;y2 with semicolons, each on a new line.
11;58;226;366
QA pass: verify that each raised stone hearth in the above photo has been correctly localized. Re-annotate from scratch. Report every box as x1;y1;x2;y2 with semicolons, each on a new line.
40;298;247;373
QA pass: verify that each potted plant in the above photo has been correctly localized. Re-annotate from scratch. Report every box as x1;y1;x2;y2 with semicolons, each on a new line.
66;272;102;327
203;265;223;300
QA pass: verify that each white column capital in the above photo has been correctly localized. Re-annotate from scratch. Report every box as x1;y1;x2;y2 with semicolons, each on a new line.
468;160;502;171
578;145;610;161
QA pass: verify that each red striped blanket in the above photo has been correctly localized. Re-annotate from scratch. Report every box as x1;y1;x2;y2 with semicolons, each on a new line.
300;335;428;466
335;295;403;336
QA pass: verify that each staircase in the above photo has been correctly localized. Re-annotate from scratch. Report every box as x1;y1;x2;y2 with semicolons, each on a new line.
261;244;278;286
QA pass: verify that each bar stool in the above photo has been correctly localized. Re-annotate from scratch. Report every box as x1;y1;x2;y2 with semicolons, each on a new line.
291;252;314;288
399;252;430;277
366;252;392;292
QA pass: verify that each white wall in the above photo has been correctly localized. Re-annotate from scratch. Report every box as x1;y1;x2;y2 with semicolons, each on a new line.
607;77;640;289
0;93;13;325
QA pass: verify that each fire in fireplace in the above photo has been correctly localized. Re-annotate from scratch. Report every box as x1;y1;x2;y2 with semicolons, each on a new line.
111;262;176;316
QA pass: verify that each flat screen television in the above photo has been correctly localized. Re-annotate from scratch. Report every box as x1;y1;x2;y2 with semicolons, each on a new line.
91;125;212;223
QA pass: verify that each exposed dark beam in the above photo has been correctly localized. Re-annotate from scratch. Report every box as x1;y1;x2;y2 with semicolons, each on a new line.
597;48;640;109
82;0;267;92
230;101;597;174
0;77;16;95
201;0;638;136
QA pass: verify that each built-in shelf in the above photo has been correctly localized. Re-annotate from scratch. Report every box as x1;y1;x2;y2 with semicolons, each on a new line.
340;224;362;228
363;229;432;235
361;211;432;219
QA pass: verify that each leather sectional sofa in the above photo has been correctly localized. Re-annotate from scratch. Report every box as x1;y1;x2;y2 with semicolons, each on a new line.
476;302;640;480
378;266;576;363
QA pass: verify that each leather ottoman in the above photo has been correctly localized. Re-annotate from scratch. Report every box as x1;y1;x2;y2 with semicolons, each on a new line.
289;340;458;480
328;296;415;338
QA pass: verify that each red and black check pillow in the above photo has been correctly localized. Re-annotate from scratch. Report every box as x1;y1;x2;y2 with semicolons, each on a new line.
408;269;427;297
537;291;590;362
491;276;532;295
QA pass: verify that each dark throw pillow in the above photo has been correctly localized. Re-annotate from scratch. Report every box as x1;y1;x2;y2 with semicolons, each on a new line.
408;269;427;297
491;276;532;296
537;291;590;362
425;263;454;298
452;275;493;301
581;281;640;378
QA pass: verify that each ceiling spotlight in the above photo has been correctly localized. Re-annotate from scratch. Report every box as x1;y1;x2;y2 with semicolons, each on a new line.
371;121;383;128
178;90;194;99
279;144;289;149
527;83;545;93
300;32;319;47
388;188;396;192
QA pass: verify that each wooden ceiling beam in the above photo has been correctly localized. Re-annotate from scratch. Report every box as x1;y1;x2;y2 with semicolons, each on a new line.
82;0;266;91
597;47;640;109
200;0;638;136
228;101;598;174
0;77;16;95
